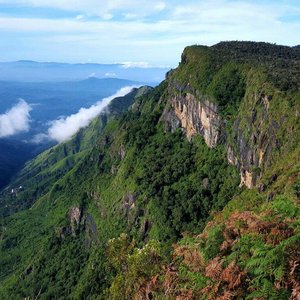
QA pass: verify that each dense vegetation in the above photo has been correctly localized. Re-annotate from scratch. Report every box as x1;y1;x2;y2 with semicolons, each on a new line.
1;41;300;299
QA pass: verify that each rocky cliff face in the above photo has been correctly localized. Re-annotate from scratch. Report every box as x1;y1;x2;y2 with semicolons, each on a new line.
162;87;224;148
162;81;279;188
227;93;280;188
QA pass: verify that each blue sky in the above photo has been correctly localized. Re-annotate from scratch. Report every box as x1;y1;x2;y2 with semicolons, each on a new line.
0;0;299;66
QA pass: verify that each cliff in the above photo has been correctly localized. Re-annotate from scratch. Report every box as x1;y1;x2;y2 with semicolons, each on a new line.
161;43;300;188
162;90;223;147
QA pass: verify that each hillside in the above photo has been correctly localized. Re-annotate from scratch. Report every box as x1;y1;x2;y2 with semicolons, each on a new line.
1;42;300;299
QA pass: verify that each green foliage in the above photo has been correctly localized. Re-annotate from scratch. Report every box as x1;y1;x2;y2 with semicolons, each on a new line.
207;63;246;115
202;225;224;261
292;178;300;198
106;234;161;300
130;130;239;241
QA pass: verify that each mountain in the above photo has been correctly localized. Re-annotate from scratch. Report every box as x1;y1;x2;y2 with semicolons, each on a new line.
0;61;170;83
1;42;300;299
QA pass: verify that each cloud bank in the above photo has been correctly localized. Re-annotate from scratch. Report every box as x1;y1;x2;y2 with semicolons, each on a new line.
47;86;137;143
0;99;32;138
120;61;170;69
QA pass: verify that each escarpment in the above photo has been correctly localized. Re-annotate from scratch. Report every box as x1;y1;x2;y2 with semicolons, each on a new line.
162;84;285;188
162;44;300;188
162;87;223;147
161;76;258;188
226;92;280;188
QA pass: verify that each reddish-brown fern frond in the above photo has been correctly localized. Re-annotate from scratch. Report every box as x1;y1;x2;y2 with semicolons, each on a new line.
205;257;224;280
221;261;244;290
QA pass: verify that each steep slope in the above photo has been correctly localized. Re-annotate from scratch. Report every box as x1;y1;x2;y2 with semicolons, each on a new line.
104;43;300;299
1;42;300;300
0;86;151;217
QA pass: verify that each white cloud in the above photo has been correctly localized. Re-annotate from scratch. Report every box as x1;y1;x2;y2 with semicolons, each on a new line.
120;61;171;69
0;0;167;18
104;72;116;77
31;132;49;144
123;13;138;20
100;13;113;20
75;14;84;20
154;2;166;12
121;61;152;69
46;86;138;143
0;99;32;138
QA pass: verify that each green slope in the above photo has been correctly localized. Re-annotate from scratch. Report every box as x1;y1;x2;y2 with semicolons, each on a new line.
1;42;300;300
0;86;151;218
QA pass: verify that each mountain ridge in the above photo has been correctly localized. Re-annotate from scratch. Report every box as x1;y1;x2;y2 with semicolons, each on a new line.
0;61;170;83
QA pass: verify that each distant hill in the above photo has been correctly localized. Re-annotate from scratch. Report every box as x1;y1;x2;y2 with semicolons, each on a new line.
0;60;170;83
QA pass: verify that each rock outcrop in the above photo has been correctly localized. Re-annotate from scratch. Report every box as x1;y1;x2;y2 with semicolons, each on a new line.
163;90;223;148
69;207;82;236
226;93;279;188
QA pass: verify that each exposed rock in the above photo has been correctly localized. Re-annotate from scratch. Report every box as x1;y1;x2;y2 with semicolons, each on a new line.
226;93;278;188
122;193;137;213
65;208;98;247
69;207;82;236
110;165;118;175
258;183;266;193
262;94;272;111
121;193;142;228
162;91;223;148
162;79;279;189
202;178;210;190
69;207;81;224
226;125;259;188
118;144;126;160
227;146;238;166
162;107;181;133
240;170;256;188
89;191;100;201
83;213;98;249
